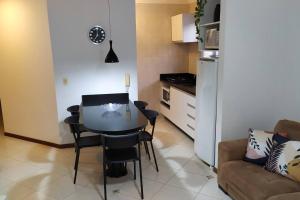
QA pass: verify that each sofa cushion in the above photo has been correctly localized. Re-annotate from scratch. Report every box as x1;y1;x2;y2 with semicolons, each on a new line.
265;140;300;182
274;120;300;141
244;129;275;166
267;192;300;200
219;161;300;200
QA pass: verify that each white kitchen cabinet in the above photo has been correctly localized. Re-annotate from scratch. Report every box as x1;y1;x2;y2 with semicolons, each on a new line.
169;87;196;139
171;13;197;43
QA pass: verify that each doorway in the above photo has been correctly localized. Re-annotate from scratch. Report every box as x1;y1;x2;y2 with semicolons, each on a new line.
0;100;4;135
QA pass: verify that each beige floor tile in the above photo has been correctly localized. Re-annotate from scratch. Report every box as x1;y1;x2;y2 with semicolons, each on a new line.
167;170;208;193
37;175;82;200
194;193;223;200
118;178;164;200
152;185;197;200
0;180;35;200
22;192;58;200
182;158;215;176
199;178;230;199
0;117;230;200
64;185;138;200
142;164;177;184
0;162;42;182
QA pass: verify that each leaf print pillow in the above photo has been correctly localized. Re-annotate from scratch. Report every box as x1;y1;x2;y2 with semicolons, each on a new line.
265;140;300;182
244;129;287;166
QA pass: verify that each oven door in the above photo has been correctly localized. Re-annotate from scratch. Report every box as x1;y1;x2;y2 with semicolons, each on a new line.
161;87;170;105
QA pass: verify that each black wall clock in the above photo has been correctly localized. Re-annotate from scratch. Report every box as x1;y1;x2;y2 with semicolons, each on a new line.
89;26;106;44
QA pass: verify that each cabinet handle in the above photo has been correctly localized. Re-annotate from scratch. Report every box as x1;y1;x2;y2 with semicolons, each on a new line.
187;114;195;120
187;124;195;131
187;103;196;109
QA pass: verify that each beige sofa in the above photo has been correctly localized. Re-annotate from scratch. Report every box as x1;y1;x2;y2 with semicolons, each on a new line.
218;120;300;200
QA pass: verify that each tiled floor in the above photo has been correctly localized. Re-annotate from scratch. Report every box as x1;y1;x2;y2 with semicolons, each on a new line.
0;116;231;200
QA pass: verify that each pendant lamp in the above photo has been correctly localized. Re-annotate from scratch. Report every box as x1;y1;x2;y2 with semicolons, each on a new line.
105;0;119;63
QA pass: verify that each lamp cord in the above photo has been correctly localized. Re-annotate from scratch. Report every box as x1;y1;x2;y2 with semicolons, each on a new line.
107;0;112;40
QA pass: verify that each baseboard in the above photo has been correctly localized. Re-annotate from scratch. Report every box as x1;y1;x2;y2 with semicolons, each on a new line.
4;132;74;149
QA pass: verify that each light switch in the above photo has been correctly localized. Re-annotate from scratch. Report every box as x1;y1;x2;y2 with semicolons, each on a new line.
63;78;68;85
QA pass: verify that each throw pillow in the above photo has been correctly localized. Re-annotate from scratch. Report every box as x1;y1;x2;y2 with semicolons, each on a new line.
244;129;275;165
265;140;300;182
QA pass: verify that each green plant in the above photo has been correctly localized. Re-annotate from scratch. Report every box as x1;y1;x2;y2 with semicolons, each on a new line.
194;0;207;42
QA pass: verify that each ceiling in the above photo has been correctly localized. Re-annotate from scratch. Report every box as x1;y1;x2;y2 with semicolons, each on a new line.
136;0;196;4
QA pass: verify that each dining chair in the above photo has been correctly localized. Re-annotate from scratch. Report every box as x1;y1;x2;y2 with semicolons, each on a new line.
82;93;129;106
134;101;148;111
140;109;159;172
67;105;80;116
102;132;144;200
64;115;102;184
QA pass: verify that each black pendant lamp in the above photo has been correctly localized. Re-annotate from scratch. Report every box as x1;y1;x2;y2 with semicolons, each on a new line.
105;0;119;63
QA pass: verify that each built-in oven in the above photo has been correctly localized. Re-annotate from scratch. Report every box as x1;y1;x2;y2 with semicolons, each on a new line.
161;86;170;105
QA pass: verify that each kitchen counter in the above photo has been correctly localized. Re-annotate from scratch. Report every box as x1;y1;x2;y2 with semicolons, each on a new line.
160;73;196;96
161;80;196;96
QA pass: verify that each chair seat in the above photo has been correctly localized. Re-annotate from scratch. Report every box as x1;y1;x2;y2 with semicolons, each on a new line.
139;131;153;141
78;135;102;148
105;147;138;162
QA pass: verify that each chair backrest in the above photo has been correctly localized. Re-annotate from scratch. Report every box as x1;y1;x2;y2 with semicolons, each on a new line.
134;101;148;111
102;132;140;149
143;109;159;126
142;109;159;136
67;105;80;116
64;115;81;142
82;93;129;106
274;119;300;141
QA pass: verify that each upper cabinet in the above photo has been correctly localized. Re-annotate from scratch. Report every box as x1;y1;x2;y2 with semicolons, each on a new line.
171;13;197;43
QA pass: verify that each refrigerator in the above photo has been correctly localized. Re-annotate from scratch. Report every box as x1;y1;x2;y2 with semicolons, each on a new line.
194;51;219;166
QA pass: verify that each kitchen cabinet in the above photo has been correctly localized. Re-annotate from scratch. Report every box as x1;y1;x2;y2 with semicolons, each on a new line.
171;13;197;43
168;87;196;139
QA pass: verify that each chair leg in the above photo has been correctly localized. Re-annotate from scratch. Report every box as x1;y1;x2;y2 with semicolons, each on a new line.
103;158;107;200
74;148;80;184
144;141;151;160
150;141;159;172
138;146;144;199
133;161;136;180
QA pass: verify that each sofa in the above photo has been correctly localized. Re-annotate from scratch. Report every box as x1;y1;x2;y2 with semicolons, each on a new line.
218;120;300;200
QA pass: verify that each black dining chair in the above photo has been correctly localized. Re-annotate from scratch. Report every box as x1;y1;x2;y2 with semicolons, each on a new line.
82;93;129;106
67;105;80;116
140;109;159;172
102;132;144;200
64;115;102;184
134;101;148;111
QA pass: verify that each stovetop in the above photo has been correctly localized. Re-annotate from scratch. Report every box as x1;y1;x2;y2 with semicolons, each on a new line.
160;73;196;85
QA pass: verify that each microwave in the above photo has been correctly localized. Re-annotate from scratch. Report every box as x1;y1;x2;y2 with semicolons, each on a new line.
205;28;219;50
161;86;170;105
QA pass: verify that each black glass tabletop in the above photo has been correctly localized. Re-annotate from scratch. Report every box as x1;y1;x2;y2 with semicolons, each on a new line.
81;101;148;135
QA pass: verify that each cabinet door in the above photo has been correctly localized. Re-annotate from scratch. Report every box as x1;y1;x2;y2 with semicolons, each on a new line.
170;87;186;128
170;87;196;139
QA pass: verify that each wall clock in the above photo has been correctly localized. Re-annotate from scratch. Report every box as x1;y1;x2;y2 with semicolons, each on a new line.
89;26;106;44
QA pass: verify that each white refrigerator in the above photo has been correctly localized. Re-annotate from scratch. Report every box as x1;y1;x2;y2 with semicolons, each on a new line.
194;56;219;166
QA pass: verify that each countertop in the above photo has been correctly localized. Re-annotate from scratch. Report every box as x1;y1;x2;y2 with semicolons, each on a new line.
161;80;196;96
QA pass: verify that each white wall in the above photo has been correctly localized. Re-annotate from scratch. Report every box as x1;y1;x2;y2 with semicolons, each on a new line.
0;0;60;144
47;0;138;143
217;0;300;143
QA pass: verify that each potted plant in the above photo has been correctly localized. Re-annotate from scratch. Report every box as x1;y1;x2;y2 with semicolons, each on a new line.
194;0;207;43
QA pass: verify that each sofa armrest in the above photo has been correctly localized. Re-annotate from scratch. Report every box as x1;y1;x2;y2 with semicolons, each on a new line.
218;138;248;169
267;193;300;200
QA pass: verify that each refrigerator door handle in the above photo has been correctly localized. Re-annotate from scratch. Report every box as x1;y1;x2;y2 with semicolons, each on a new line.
200;57;216;62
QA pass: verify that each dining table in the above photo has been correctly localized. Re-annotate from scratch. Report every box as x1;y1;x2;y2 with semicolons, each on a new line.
80;100;148;177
